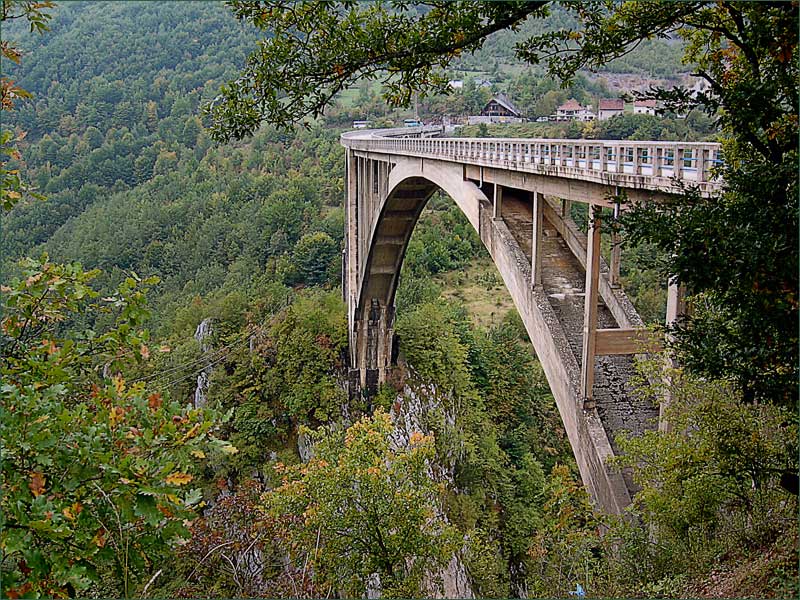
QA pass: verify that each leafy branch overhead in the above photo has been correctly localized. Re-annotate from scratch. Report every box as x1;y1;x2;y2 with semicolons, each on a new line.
205;0;547;139
208;0;797;162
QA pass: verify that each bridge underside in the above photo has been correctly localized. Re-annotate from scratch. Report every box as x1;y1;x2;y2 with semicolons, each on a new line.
345;152;664;513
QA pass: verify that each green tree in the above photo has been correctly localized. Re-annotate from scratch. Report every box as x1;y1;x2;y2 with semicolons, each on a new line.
1;0;52;211
178;116;202;147
205;1;549;138
522;1;798;406
288;231;339;287
0;257;236;598
598;358;799;596
619;360;797;543
262;410;459;597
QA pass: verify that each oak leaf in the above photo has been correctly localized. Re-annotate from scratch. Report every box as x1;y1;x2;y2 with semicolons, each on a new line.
29;472;46;497
165;472;193;486
147;392;162;410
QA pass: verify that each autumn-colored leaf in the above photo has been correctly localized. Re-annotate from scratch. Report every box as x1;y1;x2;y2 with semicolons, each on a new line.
92;528;106;548
109;406;126;427
219;442;238;455
140;344;150;359
165;472;193;486
17;560;32;576
62;502;82;520
148;392;162;410
25;273;43;287
180;423;201;443
29;472;46;497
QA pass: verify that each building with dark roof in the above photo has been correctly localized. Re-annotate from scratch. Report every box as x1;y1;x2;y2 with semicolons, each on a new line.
481;94;522;119
468;93;524;124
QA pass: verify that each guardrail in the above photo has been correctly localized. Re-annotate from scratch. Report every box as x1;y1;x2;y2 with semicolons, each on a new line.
342;127;723;186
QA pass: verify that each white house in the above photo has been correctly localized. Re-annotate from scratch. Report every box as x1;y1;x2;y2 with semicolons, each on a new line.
633;99;657;115
555;99;595;121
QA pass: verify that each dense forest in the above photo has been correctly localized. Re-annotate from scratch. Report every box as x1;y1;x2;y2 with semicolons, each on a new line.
1;2;796;599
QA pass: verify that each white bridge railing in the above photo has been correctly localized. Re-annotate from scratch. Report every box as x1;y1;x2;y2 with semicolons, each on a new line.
343;127;723;187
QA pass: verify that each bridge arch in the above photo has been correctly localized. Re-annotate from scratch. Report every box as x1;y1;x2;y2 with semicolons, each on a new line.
348;153;633;513
357;158;486;318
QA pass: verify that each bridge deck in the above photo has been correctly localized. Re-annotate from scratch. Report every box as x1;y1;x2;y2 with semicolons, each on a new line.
501;195;658;495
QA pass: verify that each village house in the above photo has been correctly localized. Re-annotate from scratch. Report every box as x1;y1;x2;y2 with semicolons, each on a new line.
597;98;624;120
633;99;658;115
468;93;524;124
481;94;522;119
555;98;595;121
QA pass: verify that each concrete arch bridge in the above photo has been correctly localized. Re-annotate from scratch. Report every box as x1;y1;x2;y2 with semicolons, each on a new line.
341;126;721;514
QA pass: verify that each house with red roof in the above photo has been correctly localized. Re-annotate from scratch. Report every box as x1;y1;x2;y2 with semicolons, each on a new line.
555;99;595;121
597;98;624;120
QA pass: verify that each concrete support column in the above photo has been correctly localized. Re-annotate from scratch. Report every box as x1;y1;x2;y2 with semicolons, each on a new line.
666;282;687;326
493;183;503;221
581;205;602;407
611;186;622;288
357;157;364;260
531;190;543;288
696;148;707;182
610;230;621;288
660;282;687;432
674;148;684;179
561;198;571;219
346;150;359;364
355;299;396;396
345;150;355;302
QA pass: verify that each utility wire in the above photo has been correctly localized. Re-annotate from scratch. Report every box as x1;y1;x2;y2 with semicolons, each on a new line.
130;326;256;384
153;339;254;390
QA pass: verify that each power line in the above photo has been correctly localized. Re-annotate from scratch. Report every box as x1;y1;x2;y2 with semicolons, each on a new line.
130;326;256;384
153;338;254;390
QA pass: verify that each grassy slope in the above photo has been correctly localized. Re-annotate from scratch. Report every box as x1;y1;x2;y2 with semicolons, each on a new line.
433;257;515;328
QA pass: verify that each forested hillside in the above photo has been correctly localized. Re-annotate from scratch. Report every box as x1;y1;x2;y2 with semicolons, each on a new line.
1;2;796;598
4;1;255;264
